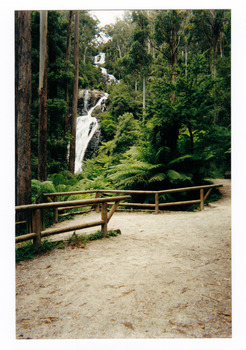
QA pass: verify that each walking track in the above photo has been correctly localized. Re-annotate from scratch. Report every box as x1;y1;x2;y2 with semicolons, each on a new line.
16;179;231;339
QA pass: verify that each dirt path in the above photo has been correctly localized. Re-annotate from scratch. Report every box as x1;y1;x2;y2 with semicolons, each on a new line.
16;180;231;339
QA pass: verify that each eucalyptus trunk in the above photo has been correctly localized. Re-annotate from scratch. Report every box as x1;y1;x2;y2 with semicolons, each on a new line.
64;11;73;160
15;11;32;208
69;10;80;174
38;10;48;181
143;75;146;121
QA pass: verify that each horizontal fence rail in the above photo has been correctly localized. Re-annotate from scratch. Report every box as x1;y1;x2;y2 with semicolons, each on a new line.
16;184;223;247
15;196;131;247
43;183;223;217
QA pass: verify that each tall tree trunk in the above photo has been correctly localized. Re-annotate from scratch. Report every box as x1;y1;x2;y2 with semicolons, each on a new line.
170;44;178;104
15;11;32;209
185;38;188;76
188;124;194;153
64;10;73;161
142;75;146;121
38;10;48;181
69;10;80;174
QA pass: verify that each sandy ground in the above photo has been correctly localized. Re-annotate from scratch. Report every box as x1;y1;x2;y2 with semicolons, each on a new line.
16;179;231;339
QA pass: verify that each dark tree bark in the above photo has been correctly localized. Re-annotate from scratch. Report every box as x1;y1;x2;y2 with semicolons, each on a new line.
15;11;32;208
69;10;80;174
38;11;48;181
64;11;73;163
64;11;73;136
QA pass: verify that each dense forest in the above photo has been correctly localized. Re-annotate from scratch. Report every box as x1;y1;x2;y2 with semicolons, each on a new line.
15;10;231;207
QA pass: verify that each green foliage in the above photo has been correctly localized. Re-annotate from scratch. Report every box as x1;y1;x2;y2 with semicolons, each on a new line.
101;14;134;79
27;10;230;204
31;179;56;203
96;111;117;141
121;42;152;77
111;113;141;160
68;230;121;246
108;82;142;119
16;240;59;263
107;146;194;191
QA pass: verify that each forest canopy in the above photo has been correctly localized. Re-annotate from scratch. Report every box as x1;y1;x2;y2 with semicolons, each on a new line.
15;10;231;206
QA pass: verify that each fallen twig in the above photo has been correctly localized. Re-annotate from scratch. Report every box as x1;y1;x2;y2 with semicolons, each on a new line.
201;294;221;303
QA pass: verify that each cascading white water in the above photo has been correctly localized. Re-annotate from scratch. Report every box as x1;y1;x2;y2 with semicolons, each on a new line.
74;52;117;173
74;92;108;173
94;52;118;85
94;52;105;65
100;67;117;84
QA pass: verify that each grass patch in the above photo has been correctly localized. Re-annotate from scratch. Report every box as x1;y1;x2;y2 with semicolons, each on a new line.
16;230;121;263
15;240;60;263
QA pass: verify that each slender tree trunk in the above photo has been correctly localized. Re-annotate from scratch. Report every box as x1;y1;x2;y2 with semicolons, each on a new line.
69;10;80;174
185;38;188;76
83;46;88;63
188;124;194;153
220;32;223;58
211;46;217;79
64;11;73;161
15;11;32;208
170;44;178;104
142;75;146;121
38;10;48;181
117;44;122;58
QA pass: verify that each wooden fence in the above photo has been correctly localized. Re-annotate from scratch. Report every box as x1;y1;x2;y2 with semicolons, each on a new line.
43;183;223;223
16;184;223;246
15;195;131;247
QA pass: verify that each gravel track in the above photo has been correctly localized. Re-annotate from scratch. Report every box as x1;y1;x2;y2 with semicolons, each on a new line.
16;179;231;339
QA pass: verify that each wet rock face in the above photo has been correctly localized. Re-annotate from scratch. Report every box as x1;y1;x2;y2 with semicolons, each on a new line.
77;90;106;115
84;127;101;160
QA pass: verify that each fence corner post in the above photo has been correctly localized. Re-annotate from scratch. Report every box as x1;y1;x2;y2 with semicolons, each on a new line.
101;202;108;237
155;193;159;214
200;188;204;211
32;208;42;248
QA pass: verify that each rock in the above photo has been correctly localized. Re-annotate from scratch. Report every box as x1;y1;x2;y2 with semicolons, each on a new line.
83;127;101;160
77;89;106;115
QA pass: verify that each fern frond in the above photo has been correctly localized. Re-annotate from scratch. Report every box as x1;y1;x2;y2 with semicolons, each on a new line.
166;169;192;183
168;154;193;165
149;172;167;183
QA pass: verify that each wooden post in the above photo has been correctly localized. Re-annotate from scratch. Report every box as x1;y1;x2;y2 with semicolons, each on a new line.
26;209;32;233
32;209;42;248
204;188;213;202
101;202;108;238
54;196;58;223
41;208;45;231
155;193;159;214
107;200;121;222
95;191;100;213
200;189;204;211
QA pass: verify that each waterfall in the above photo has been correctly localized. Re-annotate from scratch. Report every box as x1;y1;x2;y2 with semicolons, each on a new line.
100;67;117;85
74;91;108;173
94;52;105;65
94;52;119;85
73;52;117;173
